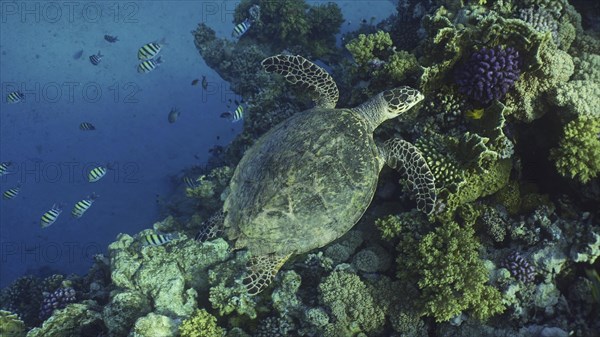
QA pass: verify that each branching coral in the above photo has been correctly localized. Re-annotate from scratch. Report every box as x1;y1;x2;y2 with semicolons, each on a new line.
318;271;385;336
397;221;505;322
345;31;393;67
178;309;224;337
454;46;521;104
550;115;600;183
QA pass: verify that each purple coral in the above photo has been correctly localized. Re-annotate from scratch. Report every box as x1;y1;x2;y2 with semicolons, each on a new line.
501;252;535;283
39;287;76;320
454;46;521;104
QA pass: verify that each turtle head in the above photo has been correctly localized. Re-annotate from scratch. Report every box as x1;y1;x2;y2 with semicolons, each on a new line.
381;86;424;118
355;86;424;131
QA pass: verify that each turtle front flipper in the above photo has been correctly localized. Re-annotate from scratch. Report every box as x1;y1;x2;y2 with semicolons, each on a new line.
243;253;291;295
382;138;437;214
261;54;339;109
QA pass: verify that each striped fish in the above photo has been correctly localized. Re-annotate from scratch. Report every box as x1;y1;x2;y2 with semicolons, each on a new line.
231;105;244;122
142;232;179;246
138;42;163;60
41;204;62;228
0;162;11;176
137;56;163;74
2;185;20;200
88;166;107;182
232;18;251;38
6;91;25;104
79;122;96;131
71;193;98;218
183;176;198;188
89;51;103;65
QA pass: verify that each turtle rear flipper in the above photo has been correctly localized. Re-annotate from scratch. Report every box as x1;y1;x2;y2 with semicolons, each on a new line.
195;211;225;242
243;254;291;295
382;138;437;214
261;54;339;109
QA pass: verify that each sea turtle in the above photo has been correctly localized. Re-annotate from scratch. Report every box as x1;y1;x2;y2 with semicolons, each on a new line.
211;54;436;295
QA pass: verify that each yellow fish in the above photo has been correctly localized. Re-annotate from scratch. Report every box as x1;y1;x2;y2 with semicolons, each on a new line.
465;108;484;119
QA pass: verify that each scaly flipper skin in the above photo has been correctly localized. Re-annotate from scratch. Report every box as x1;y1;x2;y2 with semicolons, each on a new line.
195;211;225;243
243;254;291;295
382;138;437;214
261;55;339;109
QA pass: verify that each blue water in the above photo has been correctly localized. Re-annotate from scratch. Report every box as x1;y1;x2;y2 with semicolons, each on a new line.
0;1;396;288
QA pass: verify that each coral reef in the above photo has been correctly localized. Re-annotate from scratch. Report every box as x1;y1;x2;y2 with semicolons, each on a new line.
3;1;600;336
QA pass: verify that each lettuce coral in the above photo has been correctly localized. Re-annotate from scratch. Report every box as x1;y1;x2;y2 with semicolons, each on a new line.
396;222;505;322
0;310;25;337
550;115;600;183
178;309;224;337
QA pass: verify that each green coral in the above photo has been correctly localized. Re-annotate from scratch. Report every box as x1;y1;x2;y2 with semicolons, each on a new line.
550;115;600;183
383;51;422;83
0;310;25;337
130;313;179;337
416;129;512;222
233;0;343;58
272;270;302;315
504;40;574;121
207;251;257;319
186;166;233;209
107;230;230;320
572;53;600;82
493;179;522;215
179;309;225;337
345;31;393;67
318;271;385;336
102;291;151;336
27;304;103;337
397;222;505;322
550;80;600;116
